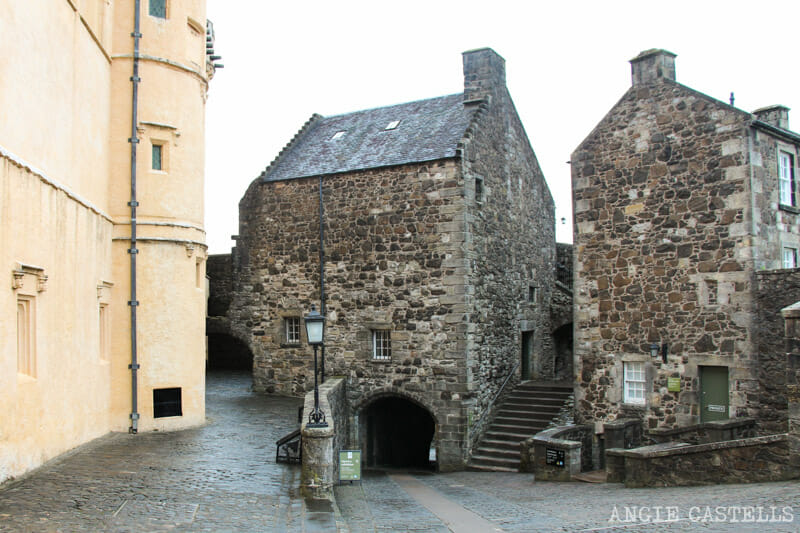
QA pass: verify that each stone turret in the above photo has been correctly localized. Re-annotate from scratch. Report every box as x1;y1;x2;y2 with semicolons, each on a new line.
630;49;676;86
462;48;506;102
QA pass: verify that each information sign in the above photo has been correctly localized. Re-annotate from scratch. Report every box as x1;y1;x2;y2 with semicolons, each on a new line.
339;450;361;481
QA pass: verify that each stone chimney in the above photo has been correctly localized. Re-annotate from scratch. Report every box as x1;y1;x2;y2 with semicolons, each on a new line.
630;49;676;86
463;48;506;103
754;105;790;130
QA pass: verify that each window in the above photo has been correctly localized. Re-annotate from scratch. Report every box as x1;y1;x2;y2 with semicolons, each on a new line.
149;0;167;18
331;131;346;141
623;361;646;405
779;151;795;206
99;303;110;361
475;177;484;203
528;286;538;304
784;247;797;269
153;388;182;418
285;317;301;344
372;329;391;361
17;297;35;377
152;142;163;171
384;120;400;130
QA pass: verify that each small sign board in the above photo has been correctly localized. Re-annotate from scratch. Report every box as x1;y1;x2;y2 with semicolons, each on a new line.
667;377;681;392
545;447;565;467
708;405;726;413
339;450;361;481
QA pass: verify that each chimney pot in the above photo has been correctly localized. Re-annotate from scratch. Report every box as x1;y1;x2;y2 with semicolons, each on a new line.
630;49;676;86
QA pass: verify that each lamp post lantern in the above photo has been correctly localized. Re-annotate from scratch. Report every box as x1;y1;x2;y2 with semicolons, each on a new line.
305;305;328;427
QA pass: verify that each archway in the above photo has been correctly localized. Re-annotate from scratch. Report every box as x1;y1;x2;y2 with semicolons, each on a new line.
362;396;435;469
553;323;573;381
207;333;253;371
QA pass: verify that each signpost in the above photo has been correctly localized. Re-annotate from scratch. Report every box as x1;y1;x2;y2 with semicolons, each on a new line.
339;450;361;482
545;447;565;467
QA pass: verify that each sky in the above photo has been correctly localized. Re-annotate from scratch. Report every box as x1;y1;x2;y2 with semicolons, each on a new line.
204;0;800;254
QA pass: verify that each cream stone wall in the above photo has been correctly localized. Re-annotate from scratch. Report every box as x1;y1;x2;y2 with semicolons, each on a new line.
2;0;211;482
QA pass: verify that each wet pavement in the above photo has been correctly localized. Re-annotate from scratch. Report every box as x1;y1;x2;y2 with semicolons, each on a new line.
0;372;320;532
2;372;800;532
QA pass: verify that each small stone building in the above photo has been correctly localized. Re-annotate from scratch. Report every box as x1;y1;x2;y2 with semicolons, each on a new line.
228;48;556;470
571;49;800;432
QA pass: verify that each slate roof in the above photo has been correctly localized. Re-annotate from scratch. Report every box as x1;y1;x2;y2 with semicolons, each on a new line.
261;93;475;182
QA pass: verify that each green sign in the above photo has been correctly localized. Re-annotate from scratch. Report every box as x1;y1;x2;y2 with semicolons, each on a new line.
667;377;681;392
339;450;361;481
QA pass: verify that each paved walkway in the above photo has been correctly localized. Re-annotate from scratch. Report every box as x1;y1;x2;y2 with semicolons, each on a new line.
2;373;799;532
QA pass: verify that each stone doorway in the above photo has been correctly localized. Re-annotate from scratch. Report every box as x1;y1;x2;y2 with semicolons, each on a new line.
553;323;573;381
361;397;435;469
207;333;253;372
521;331;534;380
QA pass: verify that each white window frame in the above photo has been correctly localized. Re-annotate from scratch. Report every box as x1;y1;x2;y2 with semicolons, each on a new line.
285;317;301;344
623;361;646;405
779;151;795;206
783;247;798;269
372;329;391;361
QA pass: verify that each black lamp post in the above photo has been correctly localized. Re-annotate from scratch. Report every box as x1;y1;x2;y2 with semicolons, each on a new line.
305;305;328;427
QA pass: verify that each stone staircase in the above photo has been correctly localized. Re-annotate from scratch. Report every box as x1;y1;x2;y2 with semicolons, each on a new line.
468;381;573;472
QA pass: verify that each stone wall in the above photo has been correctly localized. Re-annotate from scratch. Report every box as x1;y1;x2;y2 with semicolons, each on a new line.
754;269;800;433
301;377;347;498
607;435;796;487
572;66;759;429
207;253;232;318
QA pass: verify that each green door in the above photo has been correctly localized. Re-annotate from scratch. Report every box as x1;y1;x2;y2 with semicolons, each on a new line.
700;366;729;422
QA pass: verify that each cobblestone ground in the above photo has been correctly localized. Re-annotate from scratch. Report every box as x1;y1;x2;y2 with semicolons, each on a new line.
4;374;800;532
335;470;800;532
0;372;331;532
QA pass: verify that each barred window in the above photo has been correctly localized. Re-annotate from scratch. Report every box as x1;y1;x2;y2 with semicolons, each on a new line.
285;317;301;344
623;361;646;405
372;329;391;361
149;0;167;18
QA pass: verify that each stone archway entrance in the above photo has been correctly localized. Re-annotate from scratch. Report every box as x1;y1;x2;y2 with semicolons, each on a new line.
361;397;435;469
207;333;253;371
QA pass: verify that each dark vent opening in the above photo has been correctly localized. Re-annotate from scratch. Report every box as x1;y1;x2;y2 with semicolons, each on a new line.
153;387;182;418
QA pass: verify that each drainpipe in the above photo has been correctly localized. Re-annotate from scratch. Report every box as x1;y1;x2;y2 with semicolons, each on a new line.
319;175;326;383
127;0;142;434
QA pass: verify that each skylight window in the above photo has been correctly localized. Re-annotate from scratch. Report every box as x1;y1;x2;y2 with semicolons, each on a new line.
385;120;400;130
331;131;346;140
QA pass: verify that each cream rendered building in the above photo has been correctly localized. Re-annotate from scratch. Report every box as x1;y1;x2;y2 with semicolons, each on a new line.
0;0;215;483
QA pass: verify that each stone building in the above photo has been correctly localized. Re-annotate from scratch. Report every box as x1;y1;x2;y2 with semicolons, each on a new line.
1;0;217;483
571;49;800;432
228;48;556;470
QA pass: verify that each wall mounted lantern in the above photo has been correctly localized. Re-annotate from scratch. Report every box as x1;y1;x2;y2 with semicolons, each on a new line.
650;342;668;363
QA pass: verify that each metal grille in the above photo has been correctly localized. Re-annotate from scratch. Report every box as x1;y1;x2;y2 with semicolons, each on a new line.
372;329;391;361
285;317;301;344
149;0;167;18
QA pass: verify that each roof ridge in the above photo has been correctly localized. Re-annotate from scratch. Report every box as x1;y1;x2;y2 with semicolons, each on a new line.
324;93;462;119
259;113;323;181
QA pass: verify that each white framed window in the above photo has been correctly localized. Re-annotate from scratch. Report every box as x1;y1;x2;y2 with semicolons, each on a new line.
372;329;391;361
285;317;301;344
783;247;798;269
623;361;646;405
779;151;795;206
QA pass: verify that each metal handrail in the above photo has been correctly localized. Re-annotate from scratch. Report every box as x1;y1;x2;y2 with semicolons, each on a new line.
469;359;520;439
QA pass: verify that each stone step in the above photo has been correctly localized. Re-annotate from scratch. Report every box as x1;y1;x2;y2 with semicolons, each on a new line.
495;407;562;417
480;438;522;452
505;392;572;402
472;446;519;460
466;462;518;473
494;415;557;427
484;430;535;442
468;453;519;469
